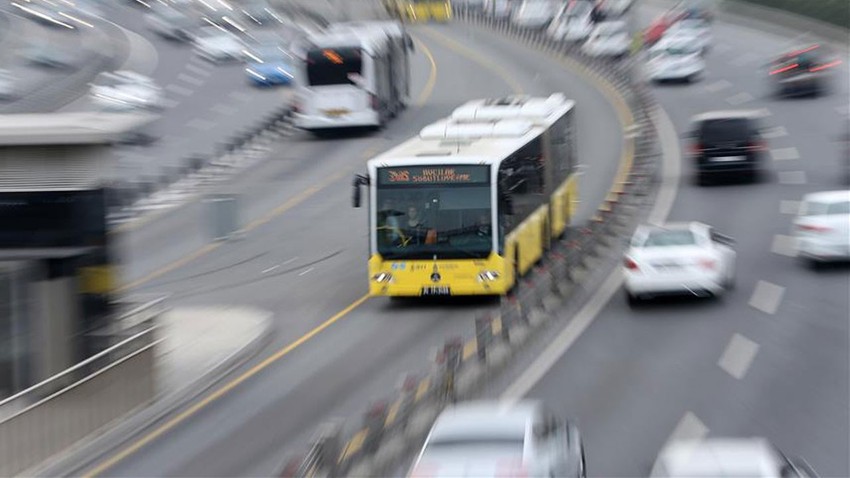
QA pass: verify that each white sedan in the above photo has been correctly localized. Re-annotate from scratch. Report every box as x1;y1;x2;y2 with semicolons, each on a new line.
409;401;586;478
624;222;736;304
647;39;705;82
192;26;247;63
89;71;164;111
582;21;630;58
652;438;818;478
665;18;712;53
794;190;850;267
547;1;594;42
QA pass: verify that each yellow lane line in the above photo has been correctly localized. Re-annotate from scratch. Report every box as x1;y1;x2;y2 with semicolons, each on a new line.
417;26;525;95
338;428;369;463
85;293;371;477
462;339;477;361
413;36;438;106
414;377;431;402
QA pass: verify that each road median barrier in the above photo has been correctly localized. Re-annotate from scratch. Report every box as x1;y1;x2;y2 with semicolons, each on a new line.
279;8;663;477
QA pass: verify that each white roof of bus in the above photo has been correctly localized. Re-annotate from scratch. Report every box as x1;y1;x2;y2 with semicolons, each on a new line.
368;94;574;168
305;29;388;54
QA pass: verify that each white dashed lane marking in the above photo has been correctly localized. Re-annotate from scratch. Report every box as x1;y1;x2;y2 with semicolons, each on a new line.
185;63;211;77
298;267;314;276
778;170;807;185
780;200;801;215
186;118;216;131
177;73;205;86
704;79;732;92
718;333;760;380
771;234;798;257
212;104;239;115
725;92;754;105
228;91;251;102
665;412;709;447
165;84;194;96
771;147;800;161
763;126;788;139
749;280;786;315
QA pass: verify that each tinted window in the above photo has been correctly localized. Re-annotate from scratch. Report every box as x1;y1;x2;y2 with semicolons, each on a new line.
306;47;363;86
699;118;753;143
642;230;697;247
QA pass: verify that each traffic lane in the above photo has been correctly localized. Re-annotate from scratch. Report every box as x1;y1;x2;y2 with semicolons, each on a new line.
425;22;626;225
115;35;435;285
519;17;849;478
101;23;521;477
104;19;629;477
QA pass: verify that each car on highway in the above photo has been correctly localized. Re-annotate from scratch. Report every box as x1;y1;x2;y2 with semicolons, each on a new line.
145;4;197;41
664;18;712;53
89;70;164;111
651;437;818;477
547;0;594;43
647;38;705;83
20;42;75;70
599;0;632;17
244;45;295;86
511;0;556;29
686;110;768;185
192;26;247;63
623;222;736;305
767;44;839;98
793;190;850;267
582;20;630;58
0;69;15;101
408;400;586;478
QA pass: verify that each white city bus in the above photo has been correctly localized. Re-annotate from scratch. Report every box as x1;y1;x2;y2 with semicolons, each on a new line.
293;21;412;134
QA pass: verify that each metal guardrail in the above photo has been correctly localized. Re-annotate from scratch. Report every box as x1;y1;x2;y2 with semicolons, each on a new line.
0;326;161;476
279;8;661;478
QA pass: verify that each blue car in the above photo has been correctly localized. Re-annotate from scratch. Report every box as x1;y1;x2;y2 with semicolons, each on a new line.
245;46;295;86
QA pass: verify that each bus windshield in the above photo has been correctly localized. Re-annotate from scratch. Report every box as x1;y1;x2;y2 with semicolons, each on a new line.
375;165;492;260
306;47;363;86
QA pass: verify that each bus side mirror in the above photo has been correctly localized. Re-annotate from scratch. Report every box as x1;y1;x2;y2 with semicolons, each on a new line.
352;174;369;208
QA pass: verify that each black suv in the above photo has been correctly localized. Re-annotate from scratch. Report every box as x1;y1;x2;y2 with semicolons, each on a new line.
686;111;768;185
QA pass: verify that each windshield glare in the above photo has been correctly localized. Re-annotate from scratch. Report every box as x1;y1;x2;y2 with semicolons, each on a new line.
376;186;492;259
641;230;697;247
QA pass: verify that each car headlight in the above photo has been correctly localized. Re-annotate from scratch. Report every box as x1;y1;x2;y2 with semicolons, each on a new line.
372;272;393;283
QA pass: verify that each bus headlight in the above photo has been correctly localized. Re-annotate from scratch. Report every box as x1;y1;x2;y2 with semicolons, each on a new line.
373;272;394;283
477;271;500;282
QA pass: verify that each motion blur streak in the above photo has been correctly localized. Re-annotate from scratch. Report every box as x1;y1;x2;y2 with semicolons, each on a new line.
83;293;371;478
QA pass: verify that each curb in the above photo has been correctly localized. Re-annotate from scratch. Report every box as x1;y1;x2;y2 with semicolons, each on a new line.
279;9;662;478
32;309;276;477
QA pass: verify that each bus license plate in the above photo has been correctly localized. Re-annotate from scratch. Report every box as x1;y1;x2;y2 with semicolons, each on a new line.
421;286;450;296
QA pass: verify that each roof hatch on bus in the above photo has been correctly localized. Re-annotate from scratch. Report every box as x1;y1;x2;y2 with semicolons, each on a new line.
419;119;534;140
451;93;570;122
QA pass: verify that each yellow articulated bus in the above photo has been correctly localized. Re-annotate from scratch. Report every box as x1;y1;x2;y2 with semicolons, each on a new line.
352;94;578;297
385;0;453;22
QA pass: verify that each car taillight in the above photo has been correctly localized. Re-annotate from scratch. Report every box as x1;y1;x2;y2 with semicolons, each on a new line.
748;140;767;151
769;63;798;75
697;258;716;270
797;223;832;233
624;257;639;270
689;142;703;155
810;60;842;72
496;460;529;478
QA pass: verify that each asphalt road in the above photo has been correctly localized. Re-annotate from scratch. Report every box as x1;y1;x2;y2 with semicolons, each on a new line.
73;7;627;477
505;5;850;478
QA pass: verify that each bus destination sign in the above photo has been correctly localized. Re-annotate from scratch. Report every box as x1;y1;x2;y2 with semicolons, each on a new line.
378;165;489;185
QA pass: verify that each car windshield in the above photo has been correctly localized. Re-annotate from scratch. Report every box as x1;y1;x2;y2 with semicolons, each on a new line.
805;200;850;216
699;118;752;143
642;229;697;247
375;166;493;260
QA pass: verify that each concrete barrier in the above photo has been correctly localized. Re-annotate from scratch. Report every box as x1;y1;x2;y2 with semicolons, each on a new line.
278;10;662;478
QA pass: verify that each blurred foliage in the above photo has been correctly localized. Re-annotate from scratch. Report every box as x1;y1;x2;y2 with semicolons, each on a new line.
733;0;850;28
